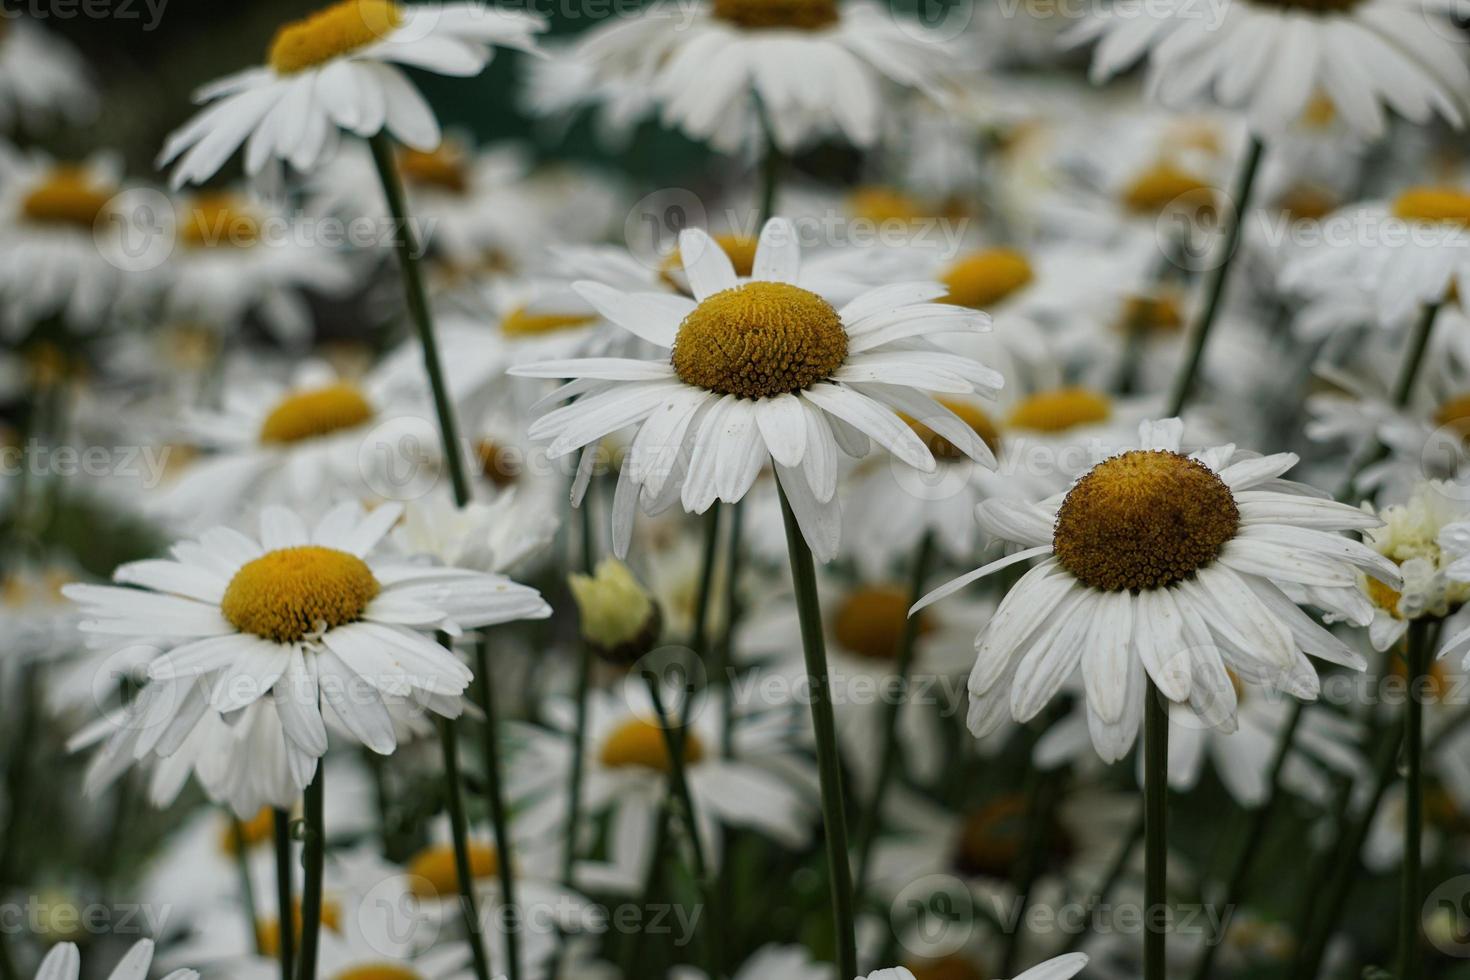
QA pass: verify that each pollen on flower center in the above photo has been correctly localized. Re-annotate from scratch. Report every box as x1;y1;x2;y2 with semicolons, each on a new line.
1116;294;1185;335
332;966;422;980
671;281;847;399
21;168;114;229
832;586;932;661
181;193;261;249
219;807;277;854
499;305;598;338
940;248;1033;310
398;146;470;194
711;0;839;30
1008;387;1111;433
600;718;705;772
1122;163;1216;215
903;399;1001;461
1054;450;1239;592
221;546;380;643
1394;187;1470;228
259;383;375;444
268;0;404;75
407;842;499;899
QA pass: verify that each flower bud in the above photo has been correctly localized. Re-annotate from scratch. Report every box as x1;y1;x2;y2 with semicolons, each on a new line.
568;558;661;665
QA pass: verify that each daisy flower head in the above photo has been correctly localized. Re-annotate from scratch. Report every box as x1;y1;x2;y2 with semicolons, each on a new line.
1067;0;1469;139
918;418;1398;762
157;0;547;188
573;0;965;154
33;941;195;980
0;18;97;133
64;501;551;802
512;217;1001;561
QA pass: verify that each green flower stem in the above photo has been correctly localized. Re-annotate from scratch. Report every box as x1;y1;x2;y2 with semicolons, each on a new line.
776;482;858;979
1164;136;1266;418
232;814;263;956
716;501;746;758
1143;680;1169;980
853;530;936;901
437;715;495;980
367;131;472;506
295;766;325;980
273;808;295;980
1398;619;1434;980
561;479;599;891
475;637;523;980
1186;702;1304;980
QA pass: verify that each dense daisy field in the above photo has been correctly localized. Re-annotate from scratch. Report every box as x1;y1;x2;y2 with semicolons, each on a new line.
4;1;1470;979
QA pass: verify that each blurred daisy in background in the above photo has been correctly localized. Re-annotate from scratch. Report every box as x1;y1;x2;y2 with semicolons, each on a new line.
0;18;96;133
158;0;546;187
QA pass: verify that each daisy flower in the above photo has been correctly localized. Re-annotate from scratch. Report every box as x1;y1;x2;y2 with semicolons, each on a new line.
0;19;96;133
512;218;1000;561
1355;481;1470;653
161;190;357;347
64;501;551;801
1068;0;1469;138
157;0;546;188
572;0;963;154
917;418;1398;761
865;952;1088;980
33;941;195;980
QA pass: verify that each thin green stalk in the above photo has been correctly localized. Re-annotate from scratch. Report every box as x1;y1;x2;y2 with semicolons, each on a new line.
273;808;295;980
232;814;264;956
853;530;936;900
716;501;745;758
1143;680;1169;980
1398;619;1433;980
1293;715;1407;980
295;766;325;980
624;799;671;976
1164;136;1266;418
776;482;857;979
0;664;39;890
561;474;599;890
437;716;494;980
643;674;721;977
1187;703;1304;980
474;638;522;980
367;131;472;506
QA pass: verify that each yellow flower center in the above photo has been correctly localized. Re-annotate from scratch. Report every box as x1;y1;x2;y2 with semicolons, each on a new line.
832;585;931;661
848;186;926;225
600;719;705;773
500;304;598;338
221;546;380;643
406;842;499;899
940;248;1033;310
181;193;261;249
1007;387;1112;433
259;383;375;444
1393;187;1470;227
398;145;470;195
1122;164;1215;215
268;0;404;75
21;168;113;229
1390;650;1450;701
333;967;421;980
711;0;839;30
1435;393;1470;442
474;439;520;488
1366;576;1403;619
671;282;847;399
902;956;990;980
1116;294;1185;335
219;807;277;855
952;795;1025;878
660;234;760;290
257;899;341;958
1276;185;1339;223
1054;450;1240;592
904;399;1002;461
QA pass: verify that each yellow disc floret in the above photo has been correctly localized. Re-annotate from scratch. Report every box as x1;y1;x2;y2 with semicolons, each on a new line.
222;546;380;643
500;305;598;338
1436;393;1470;441
660;234;760;290
259;383;375;444
21;168;113;229
219;807;277;854
711;0;839;30
600;718;705;773
268;0;404;75
904;399;1001;460
1008;388;1111;433
333;967;421;980
181;193;261;249
1395;187;1470;228
832;586;930;661
903;956;990;980
1054;450;1239;592
398;145;470;194
671;282;847;399
940;248;1033;310
257;899;341;958
1122;163;1215;215
406;842;499;899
